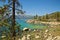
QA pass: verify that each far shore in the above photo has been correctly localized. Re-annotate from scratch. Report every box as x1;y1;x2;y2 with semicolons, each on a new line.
26;19;60;25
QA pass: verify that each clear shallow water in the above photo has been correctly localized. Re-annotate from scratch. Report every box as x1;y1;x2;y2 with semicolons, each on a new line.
16;19;47;29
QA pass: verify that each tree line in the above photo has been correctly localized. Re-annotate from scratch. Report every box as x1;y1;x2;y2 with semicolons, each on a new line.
34;12;60;22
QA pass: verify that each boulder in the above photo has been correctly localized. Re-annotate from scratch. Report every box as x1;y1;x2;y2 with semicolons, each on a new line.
23;28;29;31
27;34;31;40
45;29;49;33
1;35;6;38
21;36;26;40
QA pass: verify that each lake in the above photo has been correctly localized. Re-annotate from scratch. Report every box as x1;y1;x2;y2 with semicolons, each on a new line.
16;19;47;30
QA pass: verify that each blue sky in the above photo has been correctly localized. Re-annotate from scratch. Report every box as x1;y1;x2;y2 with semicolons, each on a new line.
20;0;60;16
0;0;60;16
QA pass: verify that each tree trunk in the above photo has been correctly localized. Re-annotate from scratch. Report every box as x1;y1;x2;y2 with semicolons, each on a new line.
12;0;16;40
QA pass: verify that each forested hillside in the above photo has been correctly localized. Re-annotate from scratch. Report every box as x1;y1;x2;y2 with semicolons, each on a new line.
34;12;60;22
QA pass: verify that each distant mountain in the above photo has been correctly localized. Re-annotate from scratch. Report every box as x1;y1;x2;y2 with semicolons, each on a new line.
16;14;34;19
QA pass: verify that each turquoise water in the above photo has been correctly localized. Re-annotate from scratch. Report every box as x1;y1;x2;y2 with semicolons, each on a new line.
16;19;47;29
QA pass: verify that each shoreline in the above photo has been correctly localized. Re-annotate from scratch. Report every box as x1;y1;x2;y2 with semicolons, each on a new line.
27;19;60;25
